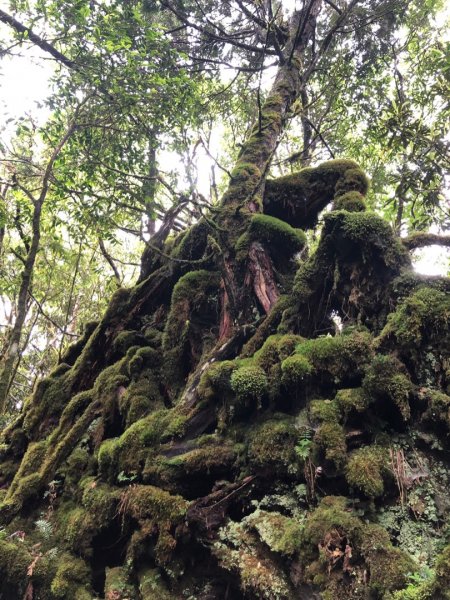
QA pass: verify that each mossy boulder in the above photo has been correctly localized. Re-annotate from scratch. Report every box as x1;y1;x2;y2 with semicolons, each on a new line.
51;554;92;598
248;418;298;472
230;365;268;402
363;355;413;420
346;445;389;497
281;354;313;386
314;422;347;468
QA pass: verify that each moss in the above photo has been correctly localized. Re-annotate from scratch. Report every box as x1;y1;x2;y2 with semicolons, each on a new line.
281;354;313;387
120;368;163;426
333;191;366;212
198;360;236;401
112;329;146;355
245;509;303;555
264;159;367;229
116;408;191;476
221;161;263;206
327;211;409;267
346;445;388;497
128;346;161;378
236;214;306;262
0;538;31;593
230;365;268;402
213;519;293;599
6;440;47;497
162;270;220;395
309;399;341;423
314;422;347;468
138;567;172;599
23;371;73;436
363;355;413;420
420;388;450;431
380;287;450;351
98;437;120;483
122;483;187;522
334;167;369;197
295;330;373;381
120;484;187;564
64;507;96;556
335;387;369;419
50;553;92;598
361;524;416;595
301;496;362;561
170;218;209;261
248;418;298;472
157;443;237;481
105;566;135;598
253;333;303;371
49;362;72;378
81;481;121;528
433;545;450;597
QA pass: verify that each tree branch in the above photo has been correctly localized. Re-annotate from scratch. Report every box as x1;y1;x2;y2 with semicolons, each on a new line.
402;233;450;250
0;9;75;68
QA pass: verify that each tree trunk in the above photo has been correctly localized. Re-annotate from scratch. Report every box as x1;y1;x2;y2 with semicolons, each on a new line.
0;201;41;413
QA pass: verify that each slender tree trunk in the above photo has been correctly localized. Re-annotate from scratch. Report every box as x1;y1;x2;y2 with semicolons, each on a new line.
0;119;76;413
0;201;42;413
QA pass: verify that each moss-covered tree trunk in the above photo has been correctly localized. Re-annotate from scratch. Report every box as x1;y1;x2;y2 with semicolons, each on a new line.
1;7;450;600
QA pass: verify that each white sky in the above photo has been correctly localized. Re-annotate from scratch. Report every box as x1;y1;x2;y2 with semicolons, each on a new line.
0;17;448;278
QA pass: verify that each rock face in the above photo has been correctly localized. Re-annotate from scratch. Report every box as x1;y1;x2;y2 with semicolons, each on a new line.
0;160;449;600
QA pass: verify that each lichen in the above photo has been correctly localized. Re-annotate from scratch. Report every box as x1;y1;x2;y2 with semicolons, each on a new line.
245;509;303;555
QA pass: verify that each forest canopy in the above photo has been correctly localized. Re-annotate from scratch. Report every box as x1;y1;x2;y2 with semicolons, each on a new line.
0;1;449;599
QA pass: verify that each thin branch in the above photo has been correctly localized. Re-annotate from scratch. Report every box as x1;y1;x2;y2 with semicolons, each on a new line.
98;238;121;283
0;9;75;68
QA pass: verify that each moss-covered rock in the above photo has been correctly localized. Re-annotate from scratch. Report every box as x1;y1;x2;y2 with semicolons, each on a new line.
314;422;347;468
363;354;413;420
0;538;31;596
230;364;268;403
361;524;416;596
281;353;313;386
346;445;388;497
335;387;369;420
50;554;92;598
245;509;303;555
248;418;298;473
309;399;341;423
